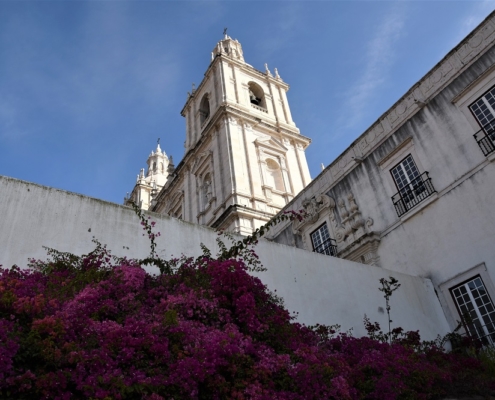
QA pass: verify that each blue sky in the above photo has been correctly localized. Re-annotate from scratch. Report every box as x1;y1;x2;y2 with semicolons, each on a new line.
1;1;494;204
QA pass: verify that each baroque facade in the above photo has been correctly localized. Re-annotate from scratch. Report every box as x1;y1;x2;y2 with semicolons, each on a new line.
268;12;495;345
126;34;311;235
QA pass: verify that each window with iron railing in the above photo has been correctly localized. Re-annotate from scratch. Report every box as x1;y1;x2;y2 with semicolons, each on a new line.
470;85;495;156
310;223;337;257
451;276;495;347
473;122;495;156
391;155;436;217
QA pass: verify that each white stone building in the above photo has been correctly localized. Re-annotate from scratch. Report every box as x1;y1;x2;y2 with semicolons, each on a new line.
127;33;312;235
267;12;495;345
6;17;495;343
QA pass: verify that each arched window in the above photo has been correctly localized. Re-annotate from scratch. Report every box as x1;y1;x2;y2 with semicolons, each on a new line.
152;162;157;172
199;94;210;125
248;82;266;110
265;159;284;191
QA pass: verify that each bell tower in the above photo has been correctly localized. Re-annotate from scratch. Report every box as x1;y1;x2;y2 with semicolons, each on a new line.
152;33;311;234
125;142;170;210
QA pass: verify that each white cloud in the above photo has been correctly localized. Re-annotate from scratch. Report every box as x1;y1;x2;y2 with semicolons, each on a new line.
337;2;406;132
259;2;304;58
457;0;495;43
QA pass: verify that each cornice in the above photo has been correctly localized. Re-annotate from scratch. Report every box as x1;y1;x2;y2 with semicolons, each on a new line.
191;102;310;148
211;204;274;229
376;136;413;167
221;104;311;145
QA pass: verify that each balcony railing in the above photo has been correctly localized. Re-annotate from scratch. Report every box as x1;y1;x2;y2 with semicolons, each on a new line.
474;123;495;156
251;103;268;113
461;321;495;347
392;172;436;217
314;238;338;257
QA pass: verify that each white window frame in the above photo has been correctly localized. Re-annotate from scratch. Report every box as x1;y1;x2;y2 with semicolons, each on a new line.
469;85;495;146
469;86;495;128
453;65;495;135
450;275;495;345
391;154;421;190
377;138;437;220
439;263;495;341
390;154;427;204
310;222;336;257
377;137;426;192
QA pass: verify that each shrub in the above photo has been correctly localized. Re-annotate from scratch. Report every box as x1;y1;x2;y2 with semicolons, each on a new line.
0;210;493;399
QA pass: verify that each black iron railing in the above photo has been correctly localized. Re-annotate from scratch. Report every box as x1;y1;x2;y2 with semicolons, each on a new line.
392;172;436;217
314;238;338;257
461;321;495;347
474;124;495;156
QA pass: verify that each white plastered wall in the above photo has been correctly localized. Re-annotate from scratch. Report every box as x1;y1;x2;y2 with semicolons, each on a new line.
0;175;450;339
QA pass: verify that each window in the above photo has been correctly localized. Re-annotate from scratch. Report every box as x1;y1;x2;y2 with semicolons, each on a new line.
470;85;495;135
469;85;495;156
390;154;436;217
265;159;284;192
248;82;267;112
310;223;337;257
199;94;210;126
451;276;495;346
391;155;421;197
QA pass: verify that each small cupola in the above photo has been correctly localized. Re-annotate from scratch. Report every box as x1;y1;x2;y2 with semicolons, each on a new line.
212;31;244;62
146;142;169;178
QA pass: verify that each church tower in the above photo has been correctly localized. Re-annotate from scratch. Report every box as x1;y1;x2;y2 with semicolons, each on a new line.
151;33;311;234
125;142;171;210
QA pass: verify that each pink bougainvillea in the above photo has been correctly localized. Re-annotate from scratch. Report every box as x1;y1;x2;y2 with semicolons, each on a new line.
0;243;493;400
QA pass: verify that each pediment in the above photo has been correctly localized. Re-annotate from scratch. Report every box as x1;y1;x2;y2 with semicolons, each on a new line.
254;137;288;153
168;190;184;205
191;151;212;175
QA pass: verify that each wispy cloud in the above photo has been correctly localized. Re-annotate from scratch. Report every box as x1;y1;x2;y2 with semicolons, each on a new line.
259;2;304;58
457;0;495;43
452;0;495;51
337;2;407;132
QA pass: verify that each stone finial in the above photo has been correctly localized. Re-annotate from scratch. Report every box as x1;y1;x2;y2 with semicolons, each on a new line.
264;63;272;76
274;68;281;79
155;142;167;158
